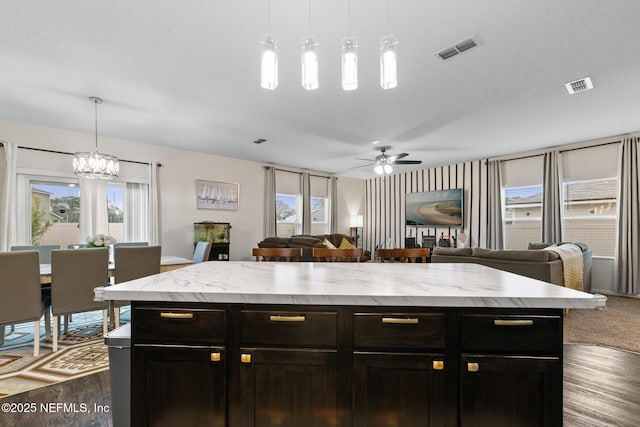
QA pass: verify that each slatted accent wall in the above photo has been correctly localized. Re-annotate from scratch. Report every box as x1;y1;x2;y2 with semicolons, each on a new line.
364;160;489;254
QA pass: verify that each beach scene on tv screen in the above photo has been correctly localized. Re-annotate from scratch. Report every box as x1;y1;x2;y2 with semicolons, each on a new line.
406;189;463;226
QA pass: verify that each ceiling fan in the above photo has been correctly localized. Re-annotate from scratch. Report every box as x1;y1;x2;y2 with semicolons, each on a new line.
353;146;422;175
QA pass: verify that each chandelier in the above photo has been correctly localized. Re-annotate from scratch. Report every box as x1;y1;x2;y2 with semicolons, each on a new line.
73;97;119;180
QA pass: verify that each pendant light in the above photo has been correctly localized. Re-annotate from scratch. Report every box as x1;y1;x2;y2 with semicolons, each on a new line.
380;0;398;89
301;0;319;90
341;0;358;91
260;0;278;90
73;97;119;180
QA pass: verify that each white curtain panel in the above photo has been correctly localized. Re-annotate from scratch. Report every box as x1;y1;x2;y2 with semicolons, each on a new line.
0;141;17;251
542;150;563;243
487;159;504;249
615;136;640;295
148;162;160;245
125;182;149;243
263;166;276;237
302;172;311;234
330;177;338;234
79;177;109;240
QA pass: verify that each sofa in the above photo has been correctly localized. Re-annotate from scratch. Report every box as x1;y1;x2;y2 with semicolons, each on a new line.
256;234;370;262
431;242;592;292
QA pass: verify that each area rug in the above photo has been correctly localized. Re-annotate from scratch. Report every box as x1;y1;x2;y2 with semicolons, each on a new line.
564;295;640;354
0;310;128;398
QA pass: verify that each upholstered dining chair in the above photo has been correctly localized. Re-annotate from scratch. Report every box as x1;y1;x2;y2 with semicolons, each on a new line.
193;241;212;263
114;242;149;247
112;245;162;327
312;247;364;262
253;247;303;262
0;251;44;356
11;244;61;264
50;247;110;352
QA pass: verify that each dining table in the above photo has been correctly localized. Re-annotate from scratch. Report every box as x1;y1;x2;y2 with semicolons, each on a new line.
39;255;194;284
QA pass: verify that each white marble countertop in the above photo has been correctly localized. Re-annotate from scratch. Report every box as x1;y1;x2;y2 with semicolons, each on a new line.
94;261;606;309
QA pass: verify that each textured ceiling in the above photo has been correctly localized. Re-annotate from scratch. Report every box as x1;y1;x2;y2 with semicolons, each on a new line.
1;0;639;178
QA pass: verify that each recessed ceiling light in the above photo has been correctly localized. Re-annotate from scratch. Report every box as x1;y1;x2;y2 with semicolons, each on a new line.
371;140;380;145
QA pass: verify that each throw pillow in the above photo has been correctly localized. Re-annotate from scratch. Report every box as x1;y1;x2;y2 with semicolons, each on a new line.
339;237;355;249
322;238;337;249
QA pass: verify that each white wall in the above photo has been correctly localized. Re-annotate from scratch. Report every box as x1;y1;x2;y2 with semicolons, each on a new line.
1;119;365;260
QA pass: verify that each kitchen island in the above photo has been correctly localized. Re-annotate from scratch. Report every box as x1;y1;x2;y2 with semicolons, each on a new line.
96;261;605;427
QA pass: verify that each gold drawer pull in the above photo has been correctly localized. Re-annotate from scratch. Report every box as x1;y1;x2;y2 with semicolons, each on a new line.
269;315;306;322
160;312;194;320
381;317;419;324
433;360;444;371
210;352;221;362
467;362;479;372
241;354;252;364
494;319;534;326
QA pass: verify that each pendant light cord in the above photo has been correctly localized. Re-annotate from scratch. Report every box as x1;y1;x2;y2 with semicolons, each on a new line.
387;0;391;34
348;0;351;36
267;0;271;34
308;0;312;34
94;98;99;152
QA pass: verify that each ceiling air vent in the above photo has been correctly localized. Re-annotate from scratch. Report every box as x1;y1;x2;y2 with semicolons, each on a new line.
253;138;267;144
565;77;593;94
436;35;478;61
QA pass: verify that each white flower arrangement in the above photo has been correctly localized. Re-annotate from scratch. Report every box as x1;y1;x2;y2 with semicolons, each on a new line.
87;233;117;247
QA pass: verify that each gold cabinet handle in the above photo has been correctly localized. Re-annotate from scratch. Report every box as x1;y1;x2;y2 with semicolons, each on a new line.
433;360;444;371
269;315;305;322
210;352;221;362
241;354;252;364
381;317;419;324
467;362;479;372
160;312;194;320
494;319;534;326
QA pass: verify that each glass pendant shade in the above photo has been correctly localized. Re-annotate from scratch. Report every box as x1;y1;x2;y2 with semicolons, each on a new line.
260;35;278;90
301;35;319;90
73;97;119;180
374;163;384;175
341;37;358;91
73;151;120;179
380;34;398;89
383;164;393;174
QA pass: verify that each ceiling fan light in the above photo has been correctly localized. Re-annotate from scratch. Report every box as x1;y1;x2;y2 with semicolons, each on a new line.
380;34;398;90
341;37;358;91
383;164;393;174
301;35;319;90
374;164;384;175
260;35;278;90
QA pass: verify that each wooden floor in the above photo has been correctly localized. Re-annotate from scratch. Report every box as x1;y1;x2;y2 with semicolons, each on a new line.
564;345;640;427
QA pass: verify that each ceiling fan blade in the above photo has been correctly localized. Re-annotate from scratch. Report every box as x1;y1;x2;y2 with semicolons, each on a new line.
391;160;422;165
354;157;376;162
349;162;375;170
388;153;409;161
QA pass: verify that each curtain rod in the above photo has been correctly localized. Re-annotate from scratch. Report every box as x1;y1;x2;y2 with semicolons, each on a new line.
8;144;161;167
264;164;334;179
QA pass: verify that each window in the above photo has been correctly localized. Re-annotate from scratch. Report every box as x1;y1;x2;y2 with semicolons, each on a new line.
107;183;124;241
30;178;80;246
503;185;543;249
562;178;617;256
310;196;329;234
276;193;301;237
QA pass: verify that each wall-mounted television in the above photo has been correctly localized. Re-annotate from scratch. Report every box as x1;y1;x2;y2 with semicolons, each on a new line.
406;189;463;226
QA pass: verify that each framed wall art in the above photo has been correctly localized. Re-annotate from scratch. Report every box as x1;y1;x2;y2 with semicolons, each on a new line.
196;179;239;211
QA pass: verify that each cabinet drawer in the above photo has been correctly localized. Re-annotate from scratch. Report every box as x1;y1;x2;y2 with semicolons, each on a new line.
134;306;226;345
462;314;561;353
354;313;446;349
241;310;337;347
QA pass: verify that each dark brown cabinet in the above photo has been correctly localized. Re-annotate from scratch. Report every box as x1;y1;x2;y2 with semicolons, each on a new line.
132;345;226;427
353;352;446;427
132;305;227;427
130;303;564;427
